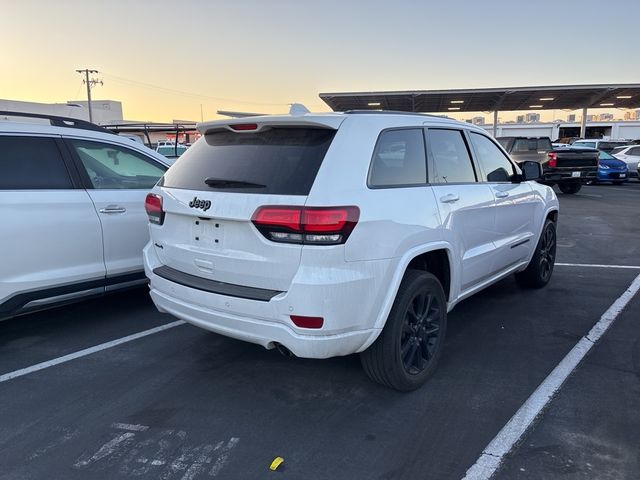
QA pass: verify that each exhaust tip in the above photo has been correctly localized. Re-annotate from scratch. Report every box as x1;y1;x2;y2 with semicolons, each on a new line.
275;343;294;358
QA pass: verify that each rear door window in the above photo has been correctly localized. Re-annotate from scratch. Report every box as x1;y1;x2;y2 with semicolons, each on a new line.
0;136;72;190
368;129;427;187
427;129;476;183
162;128;336;195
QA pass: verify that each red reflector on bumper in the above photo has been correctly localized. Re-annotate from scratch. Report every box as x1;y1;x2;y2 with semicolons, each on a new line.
290;315;324;329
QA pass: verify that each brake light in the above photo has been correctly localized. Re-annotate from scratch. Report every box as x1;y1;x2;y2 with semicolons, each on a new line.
230;123;258;131
252;206;359;245
548;152;558;168
145;193;164;225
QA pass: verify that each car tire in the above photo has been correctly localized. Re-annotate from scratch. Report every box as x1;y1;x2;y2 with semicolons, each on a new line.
558;182;582;194
360;270;447;391
515;219;557;289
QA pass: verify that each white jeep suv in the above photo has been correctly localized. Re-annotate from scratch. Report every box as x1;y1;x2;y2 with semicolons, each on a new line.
0;112;170;319
144;111;559;390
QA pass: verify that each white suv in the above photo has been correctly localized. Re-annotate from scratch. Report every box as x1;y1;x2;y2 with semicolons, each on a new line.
144;111;559;390
0;112;170;319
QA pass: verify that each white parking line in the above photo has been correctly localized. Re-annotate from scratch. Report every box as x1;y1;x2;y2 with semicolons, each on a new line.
556;263;640;270
463;273;640;480
0;320;185;384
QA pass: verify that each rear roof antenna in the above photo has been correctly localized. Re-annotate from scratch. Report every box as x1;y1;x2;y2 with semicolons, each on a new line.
289;103;310;116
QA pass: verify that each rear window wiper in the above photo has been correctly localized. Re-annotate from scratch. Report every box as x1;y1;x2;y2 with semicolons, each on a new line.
204;177;266;188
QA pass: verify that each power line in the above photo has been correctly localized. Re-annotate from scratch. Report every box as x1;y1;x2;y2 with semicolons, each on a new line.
101;72;288;107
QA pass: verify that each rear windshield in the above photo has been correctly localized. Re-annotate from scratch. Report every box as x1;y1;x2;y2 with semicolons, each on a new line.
513;138;552;152
610;146;627;155
161;128;336;195
597;142;627;152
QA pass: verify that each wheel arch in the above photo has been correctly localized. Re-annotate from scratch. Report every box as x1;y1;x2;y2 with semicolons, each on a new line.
358;242;457;353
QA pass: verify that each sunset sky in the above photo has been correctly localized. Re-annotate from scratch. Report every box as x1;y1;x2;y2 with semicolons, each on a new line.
2;0;640;123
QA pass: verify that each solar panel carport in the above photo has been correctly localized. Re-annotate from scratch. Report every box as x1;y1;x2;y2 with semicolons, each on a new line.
320;84;640;137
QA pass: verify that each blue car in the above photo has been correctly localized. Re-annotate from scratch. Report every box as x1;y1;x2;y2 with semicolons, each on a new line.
597;150;629;184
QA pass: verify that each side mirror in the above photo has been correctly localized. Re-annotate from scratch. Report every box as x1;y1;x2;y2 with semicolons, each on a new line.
521;161;543;181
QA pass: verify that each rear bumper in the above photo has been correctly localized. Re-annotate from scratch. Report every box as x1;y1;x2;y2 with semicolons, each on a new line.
143;243;389;359
542;168;597;184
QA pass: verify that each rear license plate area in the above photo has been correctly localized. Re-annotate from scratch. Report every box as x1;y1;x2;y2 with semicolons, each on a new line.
192;219;224;248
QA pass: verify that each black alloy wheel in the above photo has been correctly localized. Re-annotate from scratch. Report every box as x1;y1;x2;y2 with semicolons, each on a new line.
401;289;442;375
515;219;557;289
361;271;447;391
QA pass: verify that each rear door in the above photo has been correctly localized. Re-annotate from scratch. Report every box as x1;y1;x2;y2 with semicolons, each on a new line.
426;128;497;292
152;126;337;292
65;138;167;279
467;132;539;272
0;134;104;310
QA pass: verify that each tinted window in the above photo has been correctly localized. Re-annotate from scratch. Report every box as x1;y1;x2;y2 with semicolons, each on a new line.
369;129;426;187
162;128;336;195
69;140;166;189
428;129;476;183
537;138;552;151
470;133;515;182
496;138;510;149
575;141;596;148
627;147;640;156
513;138;551;152
611;147;627;155
0;136;72;190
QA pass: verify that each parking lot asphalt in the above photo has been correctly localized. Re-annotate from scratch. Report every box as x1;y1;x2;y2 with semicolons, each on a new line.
1;182;639;480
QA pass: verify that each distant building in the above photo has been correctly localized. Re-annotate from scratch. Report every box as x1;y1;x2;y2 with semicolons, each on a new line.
516;115;525;123
0;98;124;125
567;114;576;122
586;114;597;122
624;110;639;121
598;113;614;121
525;112;540;123
472;116;485;125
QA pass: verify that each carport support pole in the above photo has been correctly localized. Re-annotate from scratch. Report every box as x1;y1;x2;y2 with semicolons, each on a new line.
493;110;498;137
580;107;588;138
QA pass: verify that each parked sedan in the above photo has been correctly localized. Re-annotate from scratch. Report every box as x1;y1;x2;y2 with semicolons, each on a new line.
597;151;628;184
611;145;640;180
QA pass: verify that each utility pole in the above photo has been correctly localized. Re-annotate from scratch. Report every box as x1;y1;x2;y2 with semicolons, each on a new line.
75;69;103;123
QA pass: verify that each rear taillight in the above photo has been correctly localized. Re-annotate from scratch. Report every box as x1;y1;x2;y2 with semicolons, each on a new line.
252;206;359;245
145;193;164;225
548;152;558;168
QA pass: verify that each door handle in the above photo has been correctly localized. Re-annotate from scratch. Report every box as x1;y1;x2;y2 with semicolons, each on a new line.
495;191;509;198
99;206;126;214
439;193;460;203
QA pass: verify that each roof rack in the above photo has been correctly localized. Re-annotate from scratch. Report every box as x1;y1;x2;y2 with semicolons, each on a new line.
0;111;112;134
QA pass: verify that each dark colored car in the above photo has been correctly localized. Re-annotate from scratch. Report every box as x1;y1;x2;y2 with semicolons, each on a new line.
498;137;598;194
